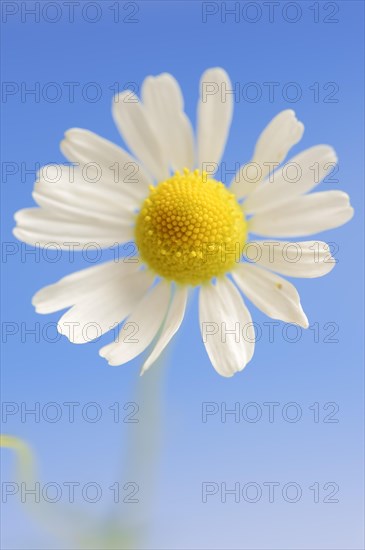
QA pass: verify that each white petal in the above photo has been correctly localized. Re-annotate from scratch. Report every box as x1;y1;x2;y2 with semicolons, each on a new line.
232;263;308;327
112;90;169;182
13;208;134;249
231;110;304;199
33;259;142;314
244;241;336;278
14;151;140;249
32;164;137;223
60;128;151;206
57;269;154;344
199;277;255;377
141;285;188;375
197;68;233;171
243;145;338;214
100;281;171;366
252;110;304;168
248;191;354;237
141;74;194;172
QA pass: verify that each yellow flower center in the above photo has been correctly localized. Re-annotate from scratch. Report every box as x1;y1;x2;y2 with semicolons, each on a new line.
135;169;247;285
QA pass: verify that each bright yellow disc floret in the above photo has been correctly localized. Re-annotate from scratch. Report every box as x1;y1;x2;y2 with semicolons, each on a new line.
135;169;247;285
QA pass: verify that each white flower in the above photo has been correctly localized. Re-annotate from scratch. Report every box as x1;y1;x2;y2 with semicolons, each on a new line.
13;68;354;377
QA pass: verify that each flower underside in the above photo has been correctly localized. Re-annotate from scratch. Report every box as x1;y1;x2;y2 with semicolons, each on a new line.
135;169;247;285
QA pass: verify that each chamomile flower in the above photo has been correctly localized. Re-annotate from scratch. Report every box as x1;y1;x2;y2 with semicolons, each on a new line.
13;68;353;376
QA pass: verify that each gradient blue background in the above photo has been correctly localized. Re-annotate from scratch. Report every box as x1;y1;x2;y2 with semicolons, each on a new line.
1;1;364;548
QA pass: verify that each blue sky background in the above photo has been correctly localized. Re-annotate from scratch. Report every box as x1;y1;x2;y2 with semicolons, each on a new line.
1;1;364;549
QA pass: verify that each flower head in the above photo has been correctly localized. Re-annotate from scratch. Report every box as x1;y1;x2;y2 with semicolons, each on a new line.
135;168;247;285
14;68;353;377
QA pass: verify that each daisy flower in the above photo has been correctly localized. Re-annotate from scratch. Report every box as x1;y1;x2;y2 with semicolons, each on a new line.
13;68;354;377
